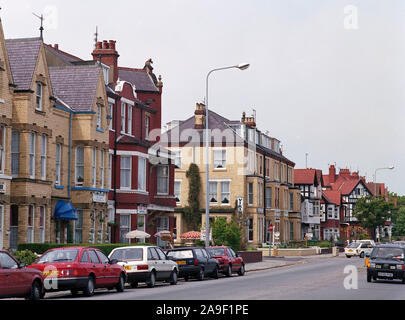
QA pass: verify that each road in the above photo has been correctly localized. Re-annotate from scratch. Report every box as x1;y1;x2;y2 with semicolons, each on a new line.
43;255;405;300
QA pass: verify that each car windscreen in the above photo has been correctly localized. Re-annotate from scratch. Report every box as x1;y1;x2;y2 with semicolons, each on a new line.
110;248;143;261
37;249;79;264
167;250;194;259
371;247;404;260
347;243;360;248
206;248;226;256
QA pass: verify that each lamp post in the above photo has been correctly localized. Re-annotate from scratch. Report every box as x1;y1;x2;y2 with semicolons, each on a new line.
204;63;250;247
373;166;394;196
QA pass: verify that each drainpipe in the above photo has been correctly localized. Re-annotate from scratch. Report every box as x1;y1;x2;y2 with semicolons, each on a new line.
113;95;121;243
263;154;267;245
68;112;72;199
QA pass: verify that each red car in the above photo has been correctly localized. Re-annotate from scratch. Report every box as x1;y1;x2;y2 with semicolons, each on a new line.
0;250;44;300
206;246;245;277
28;247;126;297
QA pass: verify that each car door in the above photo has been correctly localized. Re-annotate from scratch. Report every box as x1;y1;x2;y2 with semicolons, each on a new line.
0;252;22;296
147;247;160;278
88;249;107;287
95;250;117;286
227;248;237;271
230;248;243;270
155;247;171;279
0;253;12;297
201;249;214;273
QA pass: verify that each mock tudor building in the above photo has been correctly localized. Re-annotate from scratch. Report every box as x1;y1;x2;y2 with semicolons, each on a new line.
164;104;301;247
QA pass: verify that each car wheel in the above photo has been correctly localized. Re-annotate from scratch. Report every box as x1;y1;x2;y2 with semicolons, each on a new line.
147;271;156;288
116;274;125;292
367;274;372;283
211;266;219;279
226;265;232;277
184;275;189;282
131;282;138;288
360;252;365;258
346;255;351;258
27;281;42;301
169;270;178;285
197;268;205;281
238;264;246;276
83;276;95;297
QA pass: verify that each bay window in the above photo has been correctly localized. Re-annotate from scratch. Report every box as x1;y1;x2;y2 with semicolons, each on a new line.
120;156;131;189
157;165;169;195
138;157;146;191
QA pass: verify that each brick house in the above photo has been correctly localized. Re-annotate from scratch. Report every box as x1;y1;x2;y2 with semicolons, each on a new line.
163;104;301;247
92;41;176;246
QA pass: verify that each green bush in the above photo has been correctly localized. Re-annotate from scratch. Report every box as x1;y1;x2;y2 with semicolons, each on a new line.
319;241;333;248
13;250;39;266
17;243;154;257
212;219;242;252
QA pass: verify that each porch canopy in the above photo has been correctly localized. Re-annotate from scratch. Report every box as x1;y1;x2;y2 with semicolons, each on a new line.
54;201;78;221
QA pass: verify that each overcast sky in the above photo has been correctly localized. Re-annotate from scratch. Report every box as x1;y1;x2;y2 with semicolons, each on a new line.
2;0;404;194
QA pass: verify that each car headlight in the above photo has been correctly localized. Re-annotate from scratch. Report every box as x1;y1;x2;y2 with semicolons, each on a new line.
370;263;376;268
397;265;404;270
376;265;382;269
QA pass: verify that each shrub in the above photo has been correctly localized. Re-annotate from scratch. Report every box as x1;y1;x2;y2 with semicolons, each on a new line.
319;241;333;248
212;219;242;252
13;250;39;266
17;243;153;257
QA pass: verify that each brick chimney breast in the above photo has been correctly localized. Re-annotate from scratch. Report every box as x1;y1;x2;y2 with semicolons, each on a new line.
91;39;120;85
329;165;336;184
194;103;206;130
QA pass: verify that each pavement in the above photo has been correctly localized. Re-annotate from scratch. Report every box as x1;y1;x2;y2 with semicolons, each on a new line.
245;253;338;272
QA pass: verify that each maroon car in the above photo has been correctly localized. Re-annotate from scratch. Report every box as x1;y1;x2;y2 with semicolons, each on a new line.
206;246;245;277
28;247;126;297
0;250;44;300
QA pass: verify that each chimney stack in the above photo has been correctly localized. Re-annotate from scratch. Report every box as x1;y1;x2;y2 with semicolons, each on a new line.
329;165;336;184
92;40;120;85
194;103;206;130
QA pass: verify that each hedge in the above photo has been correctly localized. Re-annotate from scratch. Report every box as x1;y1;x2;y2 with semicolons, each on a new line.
17;243;154;257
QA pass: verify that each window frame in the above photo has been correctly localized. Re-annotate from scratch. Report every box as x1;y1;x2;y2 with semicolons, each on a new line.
120;156;132;190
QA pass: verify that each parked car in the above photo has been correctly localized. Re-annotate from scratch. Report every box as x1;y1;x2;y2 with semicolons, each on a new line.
166;247;219;281
367;244;405;283
206;246;245;277
28;247;126;297
0;250;44;300
345;240;375;258
108;246;179;288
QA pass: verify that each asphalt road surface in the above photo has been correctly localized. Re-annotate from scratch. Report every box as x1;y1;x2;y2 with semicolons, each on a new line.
42;255;405;300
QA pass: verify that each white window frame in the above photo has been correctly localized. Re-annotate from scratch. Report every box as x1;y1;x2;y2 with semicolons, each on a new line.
221;182;231;205
36;83;43;111
100;150;105;188
55;143;61;185
127;105;132;135
74;210;83;244
75;146;84;186
39;206;45;243
209;182;218;204
11;130;20;177
157;165;169;195
92;147;97;187
41;134;47;180
120;214;131;244
138;157;147;191
108;153;112;189
0;125;5;174
145;115;150;140
174;181;181;203
120;156;132;190
97;104;102;129
108;103;114;131
174;150;182;169
248;182;254;206
29;132;36;179
28;205;35;243
213;149;226;169
121;103;126;134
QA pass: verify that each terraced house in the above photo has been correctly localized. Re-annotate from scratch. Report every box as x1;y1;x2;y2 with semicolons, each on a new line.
164;104;301;247
0;24;110;249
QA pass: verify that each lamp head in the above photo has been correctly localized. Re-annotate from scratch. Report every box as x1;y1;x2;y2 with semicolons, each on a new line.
237;63;250;70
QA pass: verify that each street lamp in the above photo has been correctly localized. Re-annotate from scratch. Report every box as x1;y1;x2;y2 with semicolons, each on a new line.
204;63;250;247
373;166;394;196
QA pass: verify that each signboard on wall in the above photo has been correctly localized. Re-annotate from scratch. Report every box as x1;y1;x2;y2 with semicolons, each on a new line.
93;192;107;203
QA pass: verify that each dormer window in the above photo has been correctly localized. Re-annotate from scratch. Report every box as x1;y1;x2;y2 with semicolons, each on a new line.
36;83;43;111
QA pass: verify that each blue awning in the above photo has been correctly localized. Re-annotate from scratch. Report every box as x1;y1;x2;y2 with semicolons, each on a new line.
54;201;78;221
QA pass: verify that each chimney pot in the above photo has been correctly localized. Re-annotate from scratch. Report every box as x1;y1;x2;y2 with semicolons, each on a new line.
54;44;59;50
97;41;103;49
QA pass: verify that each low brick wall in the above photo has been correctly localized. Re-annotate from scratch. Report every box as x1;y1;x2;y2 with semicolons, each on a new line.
237;251;263;264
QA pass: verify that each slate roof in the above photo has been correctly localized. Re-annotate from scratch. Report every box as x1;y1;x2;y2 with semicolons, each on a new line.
44;44;82;64
118;67;159;92
49;65;101;112
5;38;42;91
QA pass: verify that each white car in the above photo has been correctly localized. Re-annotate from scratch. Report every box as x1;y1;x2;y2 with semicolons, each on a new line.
108;246;179;288
345;240;375;258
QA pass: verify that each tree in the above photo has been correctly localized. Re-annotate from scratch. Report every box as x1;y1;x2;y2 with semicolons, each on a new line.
353;196;396;241
183;163;202;231
212;218;242;252
392;207;405;237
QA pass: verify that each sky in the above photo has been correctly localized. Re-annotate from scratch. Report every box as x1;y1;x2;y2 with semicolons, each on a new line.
2;0;405;194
